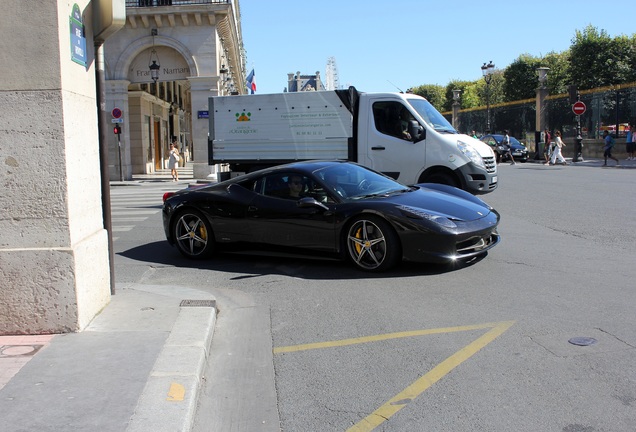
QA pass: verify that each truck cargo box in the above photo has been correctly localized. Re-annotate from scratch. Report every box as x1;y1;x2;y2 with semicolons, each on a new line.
209;91;354;165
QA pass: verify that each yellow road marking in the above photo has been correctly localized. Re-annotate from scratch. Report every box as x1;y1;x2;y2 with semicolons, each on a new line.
166;382;185;401
273;320;515;431
273;321;511;354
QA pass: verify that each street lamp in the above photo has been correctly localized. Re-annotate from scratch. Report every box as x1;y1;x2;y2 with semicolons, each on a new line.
481;61;495;133
149;29;160;84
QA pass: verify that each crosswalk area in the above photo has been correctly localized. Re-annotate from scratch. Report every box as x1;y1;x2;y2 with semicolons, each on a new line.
109;182;184;242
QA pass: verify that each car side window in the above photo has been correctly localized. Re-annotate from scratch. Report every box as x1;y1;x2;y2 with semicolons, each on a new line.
257;173;312;200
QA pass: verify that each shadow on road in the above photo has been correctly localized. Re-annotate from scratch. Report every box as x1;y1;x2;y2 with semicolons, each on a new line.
118;241;488;280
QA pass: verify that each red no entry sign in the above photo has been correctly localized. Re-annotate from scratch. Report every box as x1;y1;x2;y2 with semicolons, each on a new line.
572;101;586;115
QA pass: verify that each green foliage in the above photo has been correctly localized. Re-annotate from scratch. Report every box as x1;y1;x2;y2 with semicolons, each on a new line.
442;81;473;111
569;25;635;89
408;84;446;111
409;24;635;108
503;54;541;100
542;51;571;94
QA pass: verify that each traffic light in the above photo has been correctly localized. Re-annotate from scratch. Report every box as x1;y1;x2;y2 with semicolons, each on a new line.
568;85;578;104
113;125;122;135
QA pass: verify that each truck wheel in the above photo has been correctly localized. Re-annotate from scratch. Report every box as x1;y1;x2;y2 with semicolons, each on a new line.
345;216;400;272
173;209;215;259
423;172;459;189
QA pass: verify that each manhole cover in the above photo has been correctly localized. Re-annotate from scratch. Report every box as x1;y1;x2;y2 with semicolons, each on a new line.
568;337;597;346
180;299;216;308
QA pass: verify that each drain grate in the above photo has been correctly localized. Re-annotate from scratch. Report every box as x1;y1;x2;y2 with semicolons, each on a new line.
179;299;216;308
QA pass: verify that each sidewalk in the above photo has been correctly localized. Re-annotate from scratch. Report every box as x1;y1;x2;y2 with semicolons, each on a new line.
523;155;636;168
0;284;216;432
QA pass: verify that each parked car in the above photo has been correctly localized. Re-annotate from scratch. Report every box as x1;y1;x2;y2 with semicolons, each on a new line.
480;134;529;162
162;161;500;272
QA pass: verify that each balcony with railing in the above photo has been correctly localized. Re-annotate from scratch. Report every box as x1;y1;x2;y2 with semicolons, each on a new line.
126;0;230;6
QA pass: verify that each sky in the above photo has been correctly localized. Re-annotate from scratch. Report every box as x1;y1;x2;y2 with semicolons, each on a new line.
239;0;635;95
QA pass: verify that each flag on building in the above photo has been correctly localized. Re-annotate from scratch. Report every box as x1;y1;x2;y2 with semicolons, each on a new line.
246;69;256;94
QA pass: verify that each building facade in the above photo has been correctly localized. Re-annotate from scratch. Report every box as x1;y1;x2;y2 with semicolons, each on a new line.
287;71;325;92
104;0;246;180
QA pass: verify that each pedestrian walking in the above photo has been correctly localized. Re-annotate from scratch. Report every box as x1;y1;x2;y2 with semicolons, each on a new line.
602;130;619;167
626;124;635;161
168;141;180;181
502;130;516;165
545;130;567;165
543;128;552;163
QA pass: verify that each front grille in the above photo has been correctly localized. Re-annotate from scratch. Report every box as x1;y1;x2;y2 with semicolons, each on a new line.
456;231;498;256
483;156;496;173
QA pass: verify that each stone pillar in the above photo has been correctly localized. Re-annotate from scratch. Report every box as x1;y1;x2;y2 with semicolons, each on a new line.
188;76;219;179
0;1;111;334
535;85;549;158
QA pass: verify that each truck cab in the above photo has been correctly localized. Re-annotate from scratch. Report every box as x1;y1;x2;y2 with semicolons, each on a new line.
357;92;497;193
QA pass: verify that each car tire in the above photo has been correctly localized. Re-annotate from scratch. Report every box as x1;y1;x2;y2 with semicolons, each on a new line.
345;215;400;272
172;208;214;259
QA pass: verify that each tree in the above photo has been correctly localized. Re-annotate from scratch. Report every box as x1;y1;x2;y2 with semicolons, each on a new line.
408;84;446;111
503;54;541;101
443;80;474;111
569;25;634;89
541;51;571;95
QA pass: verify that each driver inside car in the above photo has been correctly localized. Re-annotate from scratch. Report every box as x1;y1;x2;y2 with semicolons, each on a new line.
286;175;304;199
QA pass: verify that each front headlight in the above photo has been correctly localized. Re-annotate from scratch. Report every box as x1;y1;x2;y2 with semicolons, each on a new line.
398;205;457;228
457;140;486;169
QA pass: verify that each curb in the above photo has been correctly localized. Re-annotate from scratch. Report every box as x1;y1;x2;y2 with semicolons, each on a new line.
126;301;217;432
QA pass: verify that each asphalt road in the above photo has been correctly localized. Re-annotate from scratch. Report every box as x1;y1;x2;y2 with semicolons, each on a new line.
113;162;636;432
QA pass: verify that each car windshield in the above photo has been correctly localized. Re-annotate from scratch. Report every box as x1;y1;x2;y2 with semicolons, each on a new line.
316;164;410;200
407;98;457;133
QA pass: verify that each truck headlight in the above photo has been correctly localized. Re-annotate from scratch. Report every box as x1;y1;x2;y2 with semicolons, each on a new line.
457;140;485;169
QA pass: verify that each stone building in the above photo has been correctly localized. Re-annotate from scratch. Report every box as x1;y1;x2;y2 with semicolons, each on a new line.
287;71;325;92
103;0;246;180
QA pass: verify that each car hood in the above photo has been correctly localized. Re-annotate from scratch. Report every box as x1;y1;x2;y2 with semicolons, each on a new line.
381;186;493;222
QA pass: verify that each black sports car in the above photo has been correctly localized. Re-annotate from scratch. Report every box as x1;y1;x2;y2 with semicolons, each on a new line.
162;161;500;272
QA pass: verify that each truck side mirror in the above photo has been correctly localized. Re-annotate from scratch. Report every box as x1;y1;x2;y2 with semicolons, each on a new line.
408;120;425;142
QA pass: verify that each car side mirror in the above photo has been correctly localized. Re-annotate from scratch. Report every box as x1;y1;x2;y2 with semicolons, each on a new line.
297;197;329;211
408;120;425;142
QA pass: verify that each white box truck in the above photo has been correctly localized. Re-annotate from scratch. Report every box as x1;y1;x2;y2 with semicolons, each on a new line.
208;88;497;194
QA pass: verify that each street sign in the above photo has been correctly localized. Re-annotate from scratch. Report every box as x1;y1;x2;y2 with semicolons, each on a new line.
111;107;122;119
572;101;586;115
111;118;123;123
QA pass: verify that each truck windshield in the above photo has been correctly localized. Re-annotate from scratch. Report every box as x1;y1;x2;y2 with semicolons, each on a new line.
407;98;456;134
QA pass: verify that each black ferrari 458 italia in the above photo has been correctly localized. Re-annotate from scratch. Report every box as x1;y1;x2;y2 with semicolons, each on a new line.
162;161;500;271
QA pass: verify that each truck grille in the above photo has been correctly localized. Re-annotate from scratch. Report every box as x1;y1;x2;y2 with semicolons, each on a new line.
483;156;496;173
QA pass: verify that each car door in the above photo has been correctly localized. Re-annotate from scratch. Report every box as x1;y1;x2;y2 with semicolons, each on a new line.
362;98;426;183
246;172;337;252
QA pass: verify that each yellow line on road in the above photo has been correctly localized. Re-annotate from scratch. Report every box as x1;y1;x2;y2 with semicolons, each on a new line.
273;321;511;354
347;320;515;431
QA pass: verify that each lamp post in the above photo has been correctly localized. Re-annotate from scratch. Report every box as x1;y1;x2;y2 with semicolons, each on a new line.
535;66;549;160
149;29;160;84
481;61;495;133
452;89;461;130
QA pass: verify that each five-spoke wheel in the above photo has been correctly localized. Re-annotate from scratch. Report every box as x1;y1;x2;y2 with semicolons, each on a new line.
173;209;214;259
346;216;399;271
